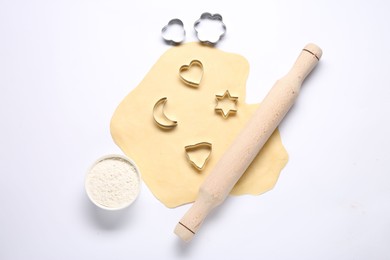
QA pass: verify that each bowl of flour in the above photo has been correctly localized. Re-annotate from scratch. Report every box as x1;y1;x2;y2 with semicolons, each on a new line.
85;154;141;210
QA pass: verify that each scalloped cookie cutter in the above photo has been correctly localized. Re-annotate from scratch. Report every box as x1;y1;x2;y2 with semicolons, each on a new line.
162;18;186;45
179;60;204;87
185;142;212;171
153;97;178;130
194;12;226;45
215;90;238;118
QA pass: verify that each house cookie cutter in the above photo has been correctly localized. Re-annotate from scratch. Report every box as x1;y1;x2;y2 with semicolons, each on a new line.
215;90;238;118
184;142;212;171
153;97;178;130
161;18;186;45
179;60;204;87
194;12;226;45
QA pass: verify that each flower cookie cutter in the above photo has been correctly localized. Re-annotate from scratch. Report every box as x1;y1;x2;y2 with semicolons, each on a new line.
194;12;226;45
161;18;186;45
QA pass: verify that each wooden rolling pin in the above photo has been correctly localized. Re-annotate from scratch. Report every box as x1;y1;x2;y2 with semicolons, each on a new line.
174;43;322;242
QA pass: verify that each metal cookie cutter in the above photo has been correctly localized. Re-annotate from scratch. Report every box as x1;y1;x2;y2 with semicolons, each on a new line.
153;97;178;130
179;60;204;87
161;18;186;45
184;142;212;171
215;90;238;118
194;12;226;45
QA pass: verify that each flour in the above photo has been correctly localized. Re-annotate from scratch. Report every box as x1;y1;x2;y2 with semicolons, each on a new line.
85;156;140;210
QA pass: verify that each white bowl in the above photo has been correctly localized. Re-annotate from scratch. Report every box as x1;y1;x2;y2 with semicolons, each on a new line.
85;154;141;210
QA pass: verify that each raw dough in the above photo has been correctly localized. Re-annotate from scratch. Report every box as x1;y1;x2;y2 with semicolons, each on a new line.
111;42;288;208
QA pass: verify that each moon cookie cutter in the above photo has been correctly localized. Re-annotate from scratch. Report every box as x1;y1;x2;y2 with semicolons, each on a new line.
194;12;226;45
161;18;186;45
215;90;238;118
153;97;178;130
184;142;212;171
179;60;204;87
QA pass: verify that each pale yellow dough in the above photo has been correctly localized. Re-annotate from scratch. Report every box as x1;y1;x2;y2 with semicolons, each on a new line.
110;42;289;208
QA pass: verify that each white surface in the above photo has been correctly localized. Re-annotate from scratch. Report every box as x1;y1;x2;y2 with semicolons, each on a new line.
1;0;389;259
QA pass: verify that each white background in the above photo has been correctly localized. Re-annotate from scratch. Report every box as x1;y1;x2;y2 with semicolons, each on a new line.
1;0;389;259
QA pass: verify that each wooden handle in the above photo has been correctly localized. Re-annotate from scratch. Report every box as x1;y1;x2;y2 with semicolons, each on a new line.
174;43;322;242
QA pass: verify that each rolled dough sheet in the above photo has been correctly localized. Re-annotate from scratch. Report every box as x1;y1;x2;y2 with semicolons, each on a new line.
111;42;288;208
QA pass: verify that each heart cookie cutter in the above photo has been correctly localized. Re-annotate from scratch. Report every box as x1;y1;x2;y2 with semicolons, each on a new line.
179;60;204;87
162;18;186;45
184;142;212;171
194;12;226;45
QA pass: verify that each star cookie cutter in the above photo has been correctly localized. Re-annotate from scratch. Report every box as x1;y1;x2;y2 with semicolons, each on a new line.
161;18;186;45
179;60;204;87
194;12;226;45
153;97;178;130
215;90;238;118
184;142;212;171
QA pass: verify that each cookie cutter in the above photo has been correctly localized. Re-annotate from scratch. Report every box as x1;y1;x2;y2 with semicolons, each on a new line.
194;12;226;45
161;18;186;45
153;97;178;130
179;60;204;87
184;142;212;171
215;90;238;118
